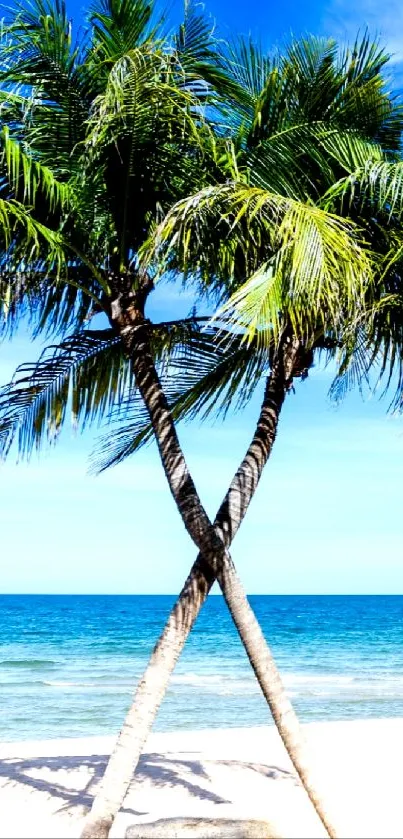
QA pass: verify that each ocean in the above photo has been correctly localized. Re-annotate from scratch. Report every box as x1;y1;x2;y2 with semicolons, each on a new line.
1;594;403;741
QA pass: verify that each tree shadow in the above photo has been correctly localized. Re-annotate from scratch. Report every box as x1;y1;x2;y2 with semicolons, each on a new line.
0;751;296;818
136;754;229;804
0;753;145;817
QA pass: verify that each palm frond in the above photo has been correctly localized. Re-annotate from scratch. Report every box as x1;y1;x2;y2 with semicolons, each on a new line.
280;33;402;148
85;44;214;262
147;182;373;345
0;328;129;458
0;197;66;266
0;126;70;212
174;2;216;71
322;159;403;219
0;314;217;460
88;0;159;75
93;326;268;471
217;36;273;124
0;0;91;173
247;124;382;201
173;3;243;103
360;289;403;411
336;33;403;150
328;325;372;403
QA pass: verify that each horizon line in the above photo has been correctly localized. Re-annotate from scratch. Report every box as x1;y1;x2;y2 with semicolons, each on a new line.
1;592;402;597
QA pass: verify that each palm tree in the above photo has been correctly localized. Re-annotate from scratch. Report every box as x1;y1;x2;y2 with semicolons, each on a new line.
0;5;402;836
79;34;403;838
0;4;354;836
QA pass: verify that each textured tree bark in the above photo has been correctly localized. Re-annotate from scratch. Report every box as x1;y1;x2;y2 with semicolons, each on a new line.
81;296;338;839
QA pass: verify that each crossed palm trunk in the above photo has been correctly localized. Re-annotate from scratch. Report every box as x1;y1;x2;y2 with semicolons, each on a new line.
81;294;339;839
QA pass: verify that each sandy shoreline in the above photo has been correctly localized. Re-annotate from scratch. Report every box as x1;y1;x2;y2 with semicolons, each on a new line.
1;718;403;838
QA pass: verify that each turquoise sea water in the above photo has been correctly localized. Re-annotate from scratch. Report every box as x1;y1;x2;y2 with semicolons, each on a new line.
1;594;403;741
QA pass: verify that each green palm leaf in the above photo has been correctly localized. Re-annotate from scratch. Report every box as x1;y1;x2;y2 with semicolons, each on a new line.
0;329;127;457
323;160;403;218
89;0;159;75
0;126;70;212
85;44;214;265
93;326;268;471
0;314;217;460
147;182;372;344
0;0;91;174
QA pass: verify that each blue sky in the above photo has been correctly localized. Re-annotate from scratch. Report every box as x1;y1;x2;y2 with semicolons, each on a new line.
1;0;403;594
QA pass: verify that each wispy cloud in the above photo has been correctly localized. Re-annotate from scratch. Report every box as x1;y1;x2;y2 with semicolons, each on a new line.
322;0;403;70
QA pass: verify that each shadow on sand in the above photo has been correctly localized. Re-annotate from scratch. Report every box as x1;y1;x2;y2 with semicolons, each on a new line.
0;751;296;818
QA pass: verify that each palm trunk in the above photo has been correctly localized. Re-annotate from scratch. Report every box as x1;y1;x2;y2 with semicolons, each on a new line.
81;307;338;839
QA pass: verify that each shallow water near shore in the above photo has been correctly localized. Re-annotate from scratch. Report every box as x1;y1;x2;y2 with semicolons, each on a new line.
1;594;403;740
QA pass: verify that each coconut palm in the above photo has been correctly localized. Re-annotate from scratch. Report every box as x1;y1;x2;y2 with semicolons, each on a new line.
0;3;356;836
79;34;403;838
0;5;402;836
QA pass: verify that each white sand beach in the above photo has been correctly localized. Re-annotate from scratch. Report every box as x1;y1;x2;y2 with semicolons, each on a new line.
0;718;402;839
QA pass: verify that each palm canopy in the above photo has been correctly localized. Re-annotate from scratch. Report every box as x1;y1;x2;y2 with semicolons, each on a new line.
0;0;223;292
145;34;403;392
0;5;402;465
0;0;239;455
